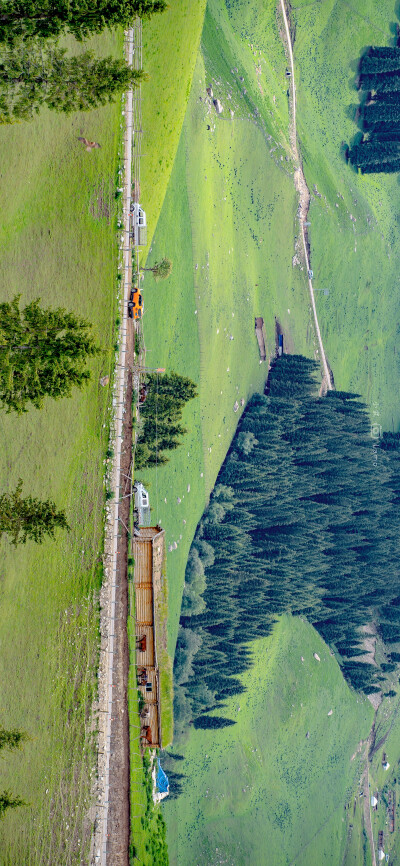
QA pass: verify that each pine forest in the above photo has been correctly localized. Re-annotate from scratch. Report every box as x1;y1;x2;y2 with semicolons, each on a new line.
174;355;400;737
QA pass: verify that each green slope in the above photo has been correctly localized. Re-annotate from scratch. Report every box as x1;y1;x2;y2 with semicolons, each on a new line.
137;2;400;864
292;0;400;428
140;0;311;653
140;0;207;258
0;35;122;864
164;616;373;866
0;11;209;862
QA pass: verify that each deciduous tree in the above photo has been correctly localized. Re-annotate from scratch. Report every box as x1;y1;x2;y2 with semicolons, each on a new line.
0;726;28;752
141;257;173;281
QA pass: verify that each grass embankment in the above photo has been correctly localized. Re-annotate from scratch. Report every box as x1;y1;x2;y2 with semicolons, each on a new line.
155;556;174;748
139;0;207;259
0;31;122;864
292;0;400;428
365;684;400;864
140;0;312;653
127;6;208;858
164;616;373;866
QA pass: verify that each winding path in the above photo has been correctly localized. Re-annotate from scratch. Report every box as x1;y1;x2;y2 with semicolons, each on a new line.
279;8;379;863
279;0;333;391
364;762;377;866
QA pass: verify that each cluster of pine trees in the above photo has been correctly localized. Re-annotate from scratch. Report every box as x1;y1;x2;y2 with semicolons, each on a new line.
174;355;400;736
349;46;400;173
0;0;166;124
135;371;197;469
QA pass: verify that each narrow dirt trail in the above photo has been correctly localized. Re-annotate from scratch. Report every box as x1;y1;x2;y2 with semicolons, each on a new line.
363;760;377;866
279;0;333;391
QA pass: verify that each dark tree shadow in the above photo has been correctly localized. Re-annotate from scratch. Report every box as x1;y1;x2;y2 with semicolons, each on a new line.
345;131;364;172
355;47;373;74
389;21;398;45
345;103;360;122
340;141;350;164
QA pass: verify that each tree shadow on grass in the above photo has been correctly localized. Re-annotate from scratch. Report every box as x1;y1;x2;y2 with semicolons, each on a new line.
390;3;400;46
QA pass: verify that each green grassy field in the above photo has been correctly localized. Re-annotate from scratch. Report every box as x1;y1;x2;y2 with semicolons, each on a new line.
164;615;373;866
0;8;209;860
136;3;400;864
0;30;123;863
139;0;207;259
292;0;400;429
139;0;312;652
365;685;400;864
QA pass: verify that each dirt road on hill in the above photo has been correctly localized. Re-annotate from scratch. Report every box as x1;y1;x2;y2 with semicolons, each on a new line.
363;759;377;866
279;0;333;392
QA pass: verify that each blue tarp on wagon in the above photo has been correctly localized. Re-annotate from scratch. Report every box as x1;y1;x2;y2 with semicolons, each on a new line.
156;760;169;795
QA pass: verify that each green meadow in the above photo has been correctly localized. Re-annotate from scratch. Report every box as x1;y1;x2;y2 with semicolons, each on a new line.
0;6;208;861
0;31;123;864
164;616;373;866
139;2;400;864
140;0;312;651
139;0;207;257
365;681;400;863
292;0;400;428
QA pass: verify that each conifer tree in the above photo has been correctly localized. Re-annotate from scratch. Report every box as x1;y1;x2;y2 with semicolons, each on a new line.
0;480;69;544
0;0;167;43
0;45;144;123
0;295;100;412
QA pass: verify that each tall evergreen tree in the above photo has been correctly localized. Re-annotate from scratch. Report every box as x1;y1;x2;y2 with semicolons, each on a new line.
0;295;100;412
0;480;69;544
0;45;144;123
0;0;167;43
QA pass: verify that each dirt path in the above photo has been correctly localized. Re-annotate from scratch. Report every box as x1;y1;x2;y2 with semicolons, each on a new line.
279;0;333;391
90;25;139;866
363;760;377;866
279;6;379;861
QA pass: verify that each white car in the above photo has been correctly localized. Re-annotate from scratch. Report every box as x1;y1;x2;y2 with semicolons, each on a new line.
134;483;151;526
135;482;149;510
130;203;147;247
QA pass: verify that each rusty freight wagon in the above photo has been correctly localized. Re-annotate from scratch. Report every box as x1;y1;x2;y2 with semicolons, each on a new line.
132;526;165;749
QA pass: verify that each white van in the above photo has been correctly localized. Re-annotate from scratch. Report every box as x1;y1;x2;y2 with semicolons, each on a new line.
134;482;151;526
130;203;147;247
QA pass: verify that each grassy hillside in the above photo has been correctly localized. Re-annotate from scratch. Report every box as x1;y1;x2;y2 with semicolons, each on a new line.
0;30;122;863
139;0;207;258
292;0;400;429
0;11;209;861
139;0;312;652
136;3;400;864
366;686;400;863
164;616;373;866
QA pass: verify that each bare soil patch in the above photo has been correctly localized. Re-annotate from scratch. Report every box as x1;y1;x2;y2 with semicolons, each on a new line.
89;182;113;222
